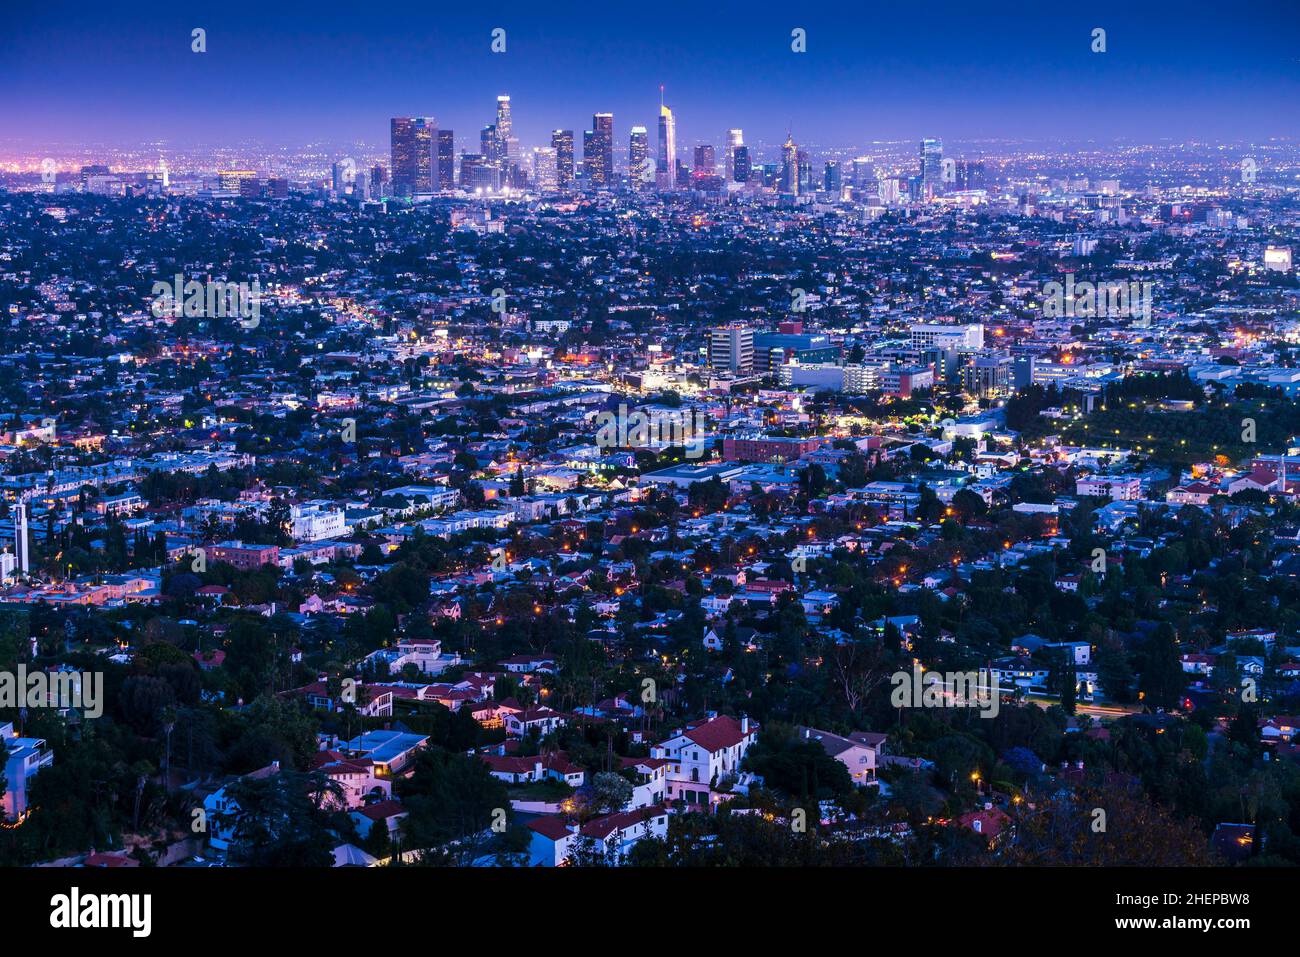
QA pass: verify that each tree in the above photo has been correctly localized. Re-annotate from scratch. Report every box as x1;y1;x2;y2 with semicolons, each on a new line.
396;748;510;864
220;771;345;867
1139;624;1186;710
588;771;634;815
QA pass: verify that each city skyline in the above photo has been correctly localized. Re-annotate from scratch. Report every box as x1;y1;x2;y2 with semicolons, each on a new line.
5;0;1299;151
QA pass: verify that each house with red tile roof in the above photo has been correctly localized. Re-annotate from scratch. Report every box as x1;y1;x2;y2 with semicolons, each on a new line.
653;714;758;805
957;805;1012;846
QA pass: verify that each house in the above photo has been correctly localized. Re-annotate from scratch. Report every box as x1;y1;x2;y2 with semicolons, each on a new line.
620;756;671;809
339;730;429;777
796;726;886;786
526;806;670;866
307;750;391;808
349;800;408;844
500;654;557;674
653;714;759;805
504;706;569;738
1;721;53;820
958;805;1012;846
1211;823;1256;863
201;761;283;856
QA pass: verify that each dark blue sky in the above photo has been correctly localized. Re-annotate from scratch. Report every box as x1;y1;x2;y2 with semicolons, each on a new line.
4;0;1297;149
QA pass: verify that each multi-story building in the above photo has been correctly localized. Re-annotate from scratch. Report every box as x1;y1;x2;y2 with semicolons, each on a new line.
1;722;53;820
653;714;758;804
551;130;574;191
585;113;613;190
390;116;436;196
708;326;754;373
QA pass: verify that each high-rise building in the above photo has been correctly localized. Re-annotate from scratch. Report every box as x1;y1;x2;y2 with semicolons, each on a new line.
437;131;455;190
552;130;575;191
732;145;750;184
629;126;650;188
391;116;436;196
724;129;743;181
495;95;512;149
531;147;557;193
218;169;257;193
824;161;842;196
920;138;943;197
694;145;715;174
657;99;676;190
709;326;755;374
585;113;614;190
781;134;799;196
14;501;29;576
955;158;984;191
481;125;500;164
370;164;388;198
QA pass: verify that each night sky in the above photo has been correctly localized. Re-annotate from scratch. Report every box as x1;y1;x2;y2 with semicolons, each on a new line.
4;0;1297;149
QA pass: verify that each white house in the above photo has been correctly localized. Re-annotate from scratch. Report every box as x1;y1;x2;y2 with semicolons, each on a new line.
653;714;758;805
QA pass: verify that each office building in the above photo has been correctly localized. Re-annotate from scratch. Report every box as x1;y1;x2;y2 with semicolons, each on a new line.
585;113;613;190
724;129;743;181
436;131;455;190
709;326;754;373
391;116;436;196
657;103;676;190
552;130;575;191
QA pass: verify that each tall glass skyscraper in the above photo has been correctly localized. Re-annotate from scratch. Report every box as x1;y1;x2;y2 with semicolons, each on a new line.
390;117;436;196
920;138;943;197
552;130;574;191
584;113;613;190
781;133;799;196
437;130;454;190
657;100;676;190
629;126;650;188
724;129;743;181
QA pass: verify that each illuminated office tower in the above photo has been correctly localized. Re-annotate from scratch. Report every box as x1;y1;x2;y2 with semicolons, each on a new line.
218;169;257;193
437;131;455;190
481;125;500;163
709;326;755;374
531;147;557;193
824;161;841;195
584;113;613;190
919;137;943;197
657;94;676;189
781;133;798;196
694;144;715;174
390;116;436;196
955;158;984;191
724;129;743;181
331;160;353;193
495;95;512;149
14;501;29;576
732;145;750;184
629;126;650;187
552;130;575;191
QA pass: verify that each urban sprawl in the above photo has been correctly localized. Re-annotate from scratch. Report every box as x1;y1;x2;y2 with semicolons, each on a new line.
0;96;1298;868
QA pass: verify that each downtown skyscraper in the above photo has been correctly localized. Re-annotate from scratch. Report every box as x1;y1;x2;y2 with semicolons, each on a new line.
920;137;943;198
657;96;676;190
437;130;455;190
629;126;650;189
584;112;614;190
390;116;436;196
552;129;575;191
724;129;743;182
